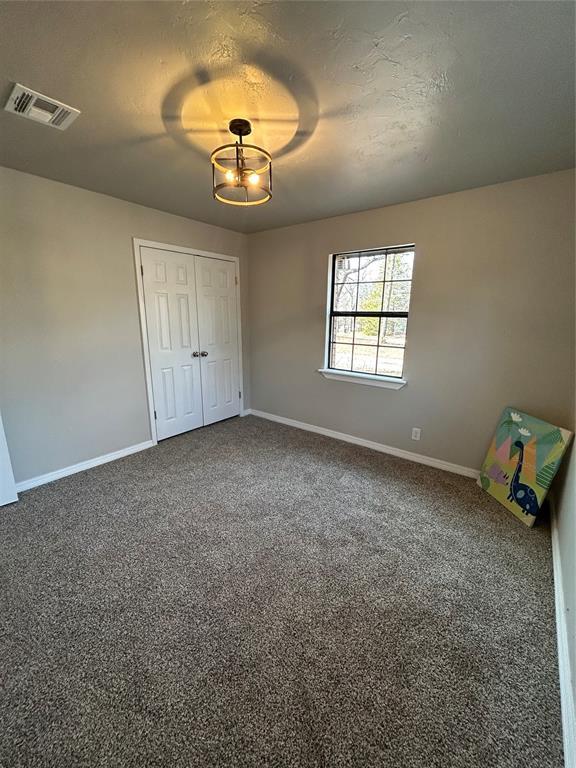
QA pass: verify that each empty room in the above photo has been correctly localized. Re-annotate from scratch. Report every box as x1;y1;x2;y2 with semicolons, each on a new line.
1;1;575;766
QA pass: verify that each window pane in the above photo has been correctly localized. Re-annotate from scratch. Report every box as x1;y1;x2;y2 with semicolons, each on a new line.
379;317;407;347
382;280;411;312
385;251;414;281
355;316;379;345
332;316;354;344
359;253;386;282
330;247;414;380
357;282;383;312
331;343;353;370
335;255;359;284
352;345;377;374
333;282;358;312
377;347;405;377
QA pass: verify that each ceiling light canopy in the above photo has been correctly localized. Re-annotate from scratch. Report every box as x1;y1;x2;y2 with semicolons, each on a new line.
211;119;272;206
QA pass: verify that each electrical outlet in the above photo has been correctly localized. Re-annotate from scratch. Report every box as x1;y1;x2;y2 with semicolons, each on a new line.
411;427;421;441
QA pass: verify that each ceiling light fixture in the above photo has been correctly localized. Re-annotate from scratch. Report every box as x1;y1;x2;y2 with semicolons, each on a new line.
210;118;272;206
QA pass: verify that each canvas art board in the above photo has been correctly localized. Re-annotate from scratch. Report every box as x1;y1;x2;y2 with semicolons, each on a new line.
479;407;572;527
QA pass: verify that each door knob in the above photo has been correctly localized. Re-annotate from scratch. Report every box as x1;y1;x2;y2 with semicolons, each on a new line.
200;351;208;357
192;351;199;357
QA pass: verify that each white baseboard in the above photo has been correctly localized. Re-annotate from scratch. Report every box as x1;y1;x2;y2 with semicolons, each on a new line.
247;409;479;479
15;440;155;492
551;497;576;768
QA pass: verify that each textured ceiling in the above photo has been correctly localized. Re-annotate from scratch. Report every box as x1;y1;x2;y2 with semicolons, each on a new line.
0;1;574;233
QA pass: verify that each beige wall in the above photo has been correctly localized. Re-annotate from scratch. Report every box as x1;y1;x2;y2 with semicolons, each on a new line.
0;167;248;483
2;166;572;481
248;170;574;470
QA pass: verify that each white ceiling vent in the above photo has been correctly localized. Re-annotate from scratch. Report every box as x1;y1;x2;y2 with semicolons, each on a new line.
4;83;80;130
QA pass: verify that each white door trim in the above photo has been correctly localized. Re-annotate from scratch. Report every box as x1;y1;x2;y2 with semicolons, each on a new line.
0;410;18;505
132;238;244;444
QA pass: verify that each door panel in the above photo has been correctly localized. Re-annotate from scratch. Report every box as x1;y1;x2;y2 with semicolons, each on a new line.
177;295;191;347
161;367;176;419
195;256;240;425
141;247;203;439
156;293;171;349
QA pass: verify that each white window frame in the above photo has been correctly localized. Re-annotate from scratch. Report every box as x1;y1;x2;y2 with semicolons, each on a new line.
318;245;415;390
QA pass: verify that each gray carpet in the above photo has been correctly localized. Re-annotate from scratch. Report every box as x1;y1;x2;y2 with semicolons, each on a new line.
0;416;563;767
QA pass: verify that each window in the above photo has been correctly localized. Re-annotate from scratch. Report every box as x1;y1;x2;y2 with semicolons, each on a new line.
326;245;414;381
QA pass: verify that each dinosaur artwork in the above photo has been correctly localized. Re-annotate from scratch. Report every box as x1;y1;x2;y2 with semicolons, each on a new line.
507;441;539;518
479;407;572;527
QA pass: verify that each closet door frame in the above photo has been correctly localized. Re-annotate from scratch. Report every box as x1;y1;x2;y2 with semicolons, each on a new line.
132;238;245;445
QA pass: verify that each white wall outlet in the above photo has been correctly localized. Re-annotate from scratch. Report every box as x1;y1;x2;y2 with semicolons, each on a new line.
411;427;422;441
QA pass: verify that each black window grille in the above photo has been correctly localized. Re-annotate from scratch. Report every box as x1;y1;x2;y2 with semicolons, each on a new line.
328;245;415;379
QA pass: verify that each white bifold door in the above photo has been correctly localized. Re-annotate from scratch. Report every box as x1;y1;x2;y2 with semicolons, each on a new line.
141;247;240;440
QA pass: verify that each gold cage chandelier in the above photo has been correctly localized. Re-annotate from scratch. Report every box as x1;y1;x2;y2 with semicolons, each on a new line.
210;118;272;206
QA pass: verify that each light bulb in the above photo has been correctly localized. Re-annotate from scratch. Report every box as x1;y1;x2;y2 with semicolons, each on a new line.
247;172;259;186
225;170;235;183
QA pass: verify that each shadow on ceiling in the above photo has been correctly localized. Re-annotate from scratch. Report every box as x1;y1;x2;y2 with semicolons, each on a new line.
158;46;320;161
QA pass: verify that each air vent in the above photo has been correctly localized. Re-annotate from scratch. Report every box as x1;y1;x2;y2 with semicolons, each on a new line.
14;91;33;113
4;83;80;130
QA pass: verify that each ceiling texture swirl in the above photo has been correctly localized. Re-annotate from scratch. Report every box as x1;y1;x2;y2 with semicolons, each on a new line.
0;1;574;232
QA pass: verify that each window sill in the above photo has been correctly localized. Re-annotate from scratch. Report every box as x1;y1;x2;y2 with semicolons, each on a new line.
318;368;407;390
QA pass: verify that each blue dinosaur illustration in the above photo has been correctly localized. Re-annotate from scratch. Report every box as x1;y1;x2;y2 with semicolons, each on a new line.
507;440;539;517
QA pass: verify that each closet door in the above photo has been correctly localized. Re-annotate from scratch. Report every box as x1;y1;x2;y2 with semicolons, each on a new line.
195;256;240;425
141;247;203;439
